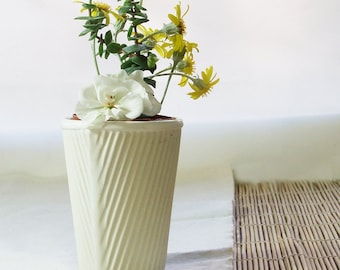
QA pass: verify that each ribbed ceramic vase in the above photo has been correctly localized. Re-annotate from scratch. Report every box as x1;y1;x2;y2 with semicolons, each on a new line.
62;118;183;270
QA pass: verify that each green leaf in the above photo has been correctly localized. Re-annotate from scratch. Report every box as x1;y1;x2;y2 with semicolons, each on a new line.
131;18;149;26
74;16;105;21
89;32;97;41
79;28;92;36
104;31;112;44
83;23;106;31
119;3;132;14
122;44;147;54
136;4;147;11
132;12;148;19
127;36;139;41
131;55;148;66
98;42;104;57
106;42;121;54
135;33;144;39
123;65;142;74
121;55;156;74
127;25;133;38
144;77;156;88
121;58;133;68
82;3;96;9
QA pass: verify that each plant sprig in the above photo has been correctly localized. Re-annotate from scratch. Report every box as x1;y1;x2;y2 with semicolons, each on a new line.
75;0;219;103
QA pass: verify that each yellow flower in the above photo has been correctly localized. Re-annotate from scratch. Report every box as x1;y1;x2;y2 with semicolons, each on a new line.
93;2;110;12
185;41;199;54
94;2;124;25
168;3;189;35
137;25;168;58
163;4;199;61
78;1;123;25
177;54;196;86
188;66;219;99
168;34;186;54
165;3;189;56
163;36;198;60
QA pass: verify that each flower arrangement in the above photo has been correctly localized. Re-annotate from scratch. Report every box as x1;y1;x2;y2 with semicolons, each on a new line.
73;0;219;124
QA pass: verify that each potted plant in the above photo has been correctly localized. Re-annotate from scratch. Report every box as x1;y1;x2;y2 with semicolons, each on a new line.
62;1;219;269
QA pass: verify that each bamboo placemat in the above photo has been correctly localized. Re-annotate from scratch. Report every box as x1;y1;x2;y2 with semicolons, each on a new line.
233;180;340;270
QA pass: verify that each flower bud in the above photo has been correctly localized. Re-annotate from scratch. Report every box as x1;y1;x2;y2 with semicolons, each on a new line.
176;60;188;71
160;23;180;35
192;78;208;90
147;53;159;68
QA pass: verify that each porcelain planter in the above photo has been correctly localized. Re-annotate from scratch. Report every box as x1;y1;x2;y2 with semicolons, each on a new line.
62;118;183;270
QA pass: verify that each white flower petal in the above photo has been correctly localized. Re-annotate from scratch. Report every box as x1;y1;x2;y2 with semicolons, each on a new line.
82;110;105;124
127;71;162;116
78;85;102;109
117;93;144;119
143;94;162;116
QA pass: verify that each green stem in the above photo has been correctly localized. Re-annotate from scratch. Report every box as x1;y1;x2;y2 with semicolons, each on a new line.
140;30;163;43
149;72;194;81
147;67;173;78
145;63;186;105
92;40;100;75
160;66;177;104
87;0;100;75
155;71;197;104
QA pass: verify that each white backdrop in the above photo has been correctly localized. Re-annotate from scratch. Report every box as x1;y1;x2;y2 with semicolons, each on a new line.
1;0;340;134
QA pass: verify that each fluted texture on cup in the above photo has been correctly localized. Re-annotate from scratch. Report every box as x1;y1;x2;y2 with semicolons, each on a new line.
62;119;183;270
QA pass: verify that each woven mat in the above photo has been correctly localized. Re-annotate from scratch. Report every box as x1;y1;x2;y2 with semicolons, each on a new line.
233;180;340;270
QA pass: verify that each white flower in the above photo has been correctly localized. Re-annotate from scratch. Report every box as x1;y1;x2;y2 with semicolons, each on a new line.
75;70;161;124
